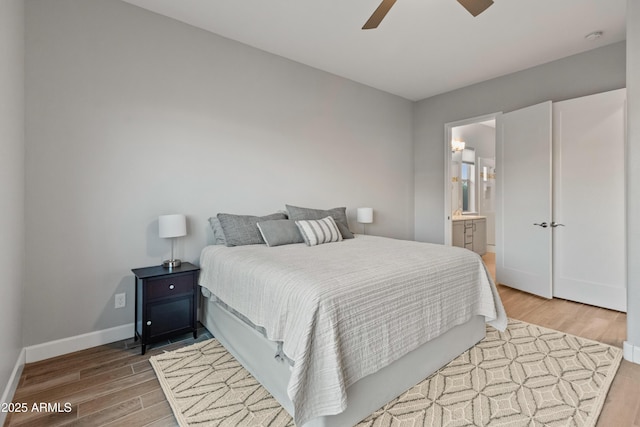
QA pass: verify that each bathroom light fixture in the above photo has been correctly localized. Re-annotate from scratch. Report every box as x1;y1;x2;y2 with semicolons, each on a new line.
159;214;187;268
451;139;466;152
357;207;373;235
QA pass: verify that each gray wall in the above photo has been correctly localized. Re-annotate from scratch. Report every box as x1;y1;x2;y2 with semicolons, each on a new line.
413;41;626;244
0;0;25;408
24;0;414;346
16;0;640;362
627;0;640;352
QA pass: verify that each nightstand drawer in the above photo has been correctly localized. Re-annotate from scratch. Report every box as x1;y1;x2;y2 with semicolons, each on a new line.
146;274;194;299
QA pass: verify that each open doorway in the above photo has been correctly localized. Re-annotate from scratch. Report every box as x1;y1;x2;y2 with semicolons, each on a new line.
444;113;499;259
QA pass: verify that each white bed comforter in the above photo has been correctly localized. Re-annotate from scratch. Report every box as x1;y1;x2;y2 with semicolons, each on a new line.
198;235;507;426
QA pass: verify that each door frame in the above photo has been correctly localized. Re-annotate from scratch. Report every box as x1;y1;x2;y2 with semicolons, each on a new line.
443;112;501;246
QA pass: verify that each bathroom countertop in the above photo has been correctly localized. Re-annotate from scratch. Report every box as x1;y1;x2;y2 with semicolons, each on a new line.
452;215;486;221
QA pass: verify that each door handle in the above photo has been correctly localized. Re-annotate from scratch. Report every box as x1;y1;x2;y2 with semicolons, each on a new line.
533;222;548;228
550;222;565;228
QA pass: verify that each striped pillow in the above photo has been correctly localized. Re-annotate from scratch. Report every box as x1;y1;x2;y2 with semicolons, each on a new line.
295;216;343;246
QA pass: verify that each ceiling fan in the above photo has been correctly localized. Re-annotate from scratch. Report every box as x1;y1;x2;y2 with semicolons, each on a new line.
362;0;494;29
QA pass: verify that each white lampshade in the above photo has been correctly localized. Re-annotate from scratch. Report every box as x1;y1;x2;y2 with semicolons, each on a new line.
159;214;187;238
357;207;373;224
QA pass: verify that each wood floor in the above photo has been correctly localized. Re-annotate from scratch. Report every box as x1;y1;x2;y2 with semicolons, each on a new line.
3;328;213;427
5;255;640;426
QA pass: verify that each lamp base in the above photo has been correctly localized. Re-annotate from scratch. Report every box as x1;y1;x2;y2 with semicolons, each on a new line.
162;259;182;268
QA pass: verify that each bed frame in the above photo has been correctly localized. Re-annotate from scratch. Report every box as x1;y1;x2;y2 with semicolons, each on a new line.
202;296;485;427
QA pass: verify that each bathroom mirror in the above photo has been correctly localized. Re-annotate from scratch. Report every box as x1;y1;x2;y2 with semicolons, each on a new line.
451;147;476;214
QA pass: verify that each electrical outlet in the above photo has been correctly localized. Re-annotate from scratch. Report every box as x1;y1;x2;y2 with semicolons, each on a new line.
115;293;126;309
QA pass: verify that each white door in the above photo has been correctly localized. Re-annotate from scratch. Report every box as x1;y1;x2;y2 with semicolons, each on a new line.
552;89;626;311
496;101;553;298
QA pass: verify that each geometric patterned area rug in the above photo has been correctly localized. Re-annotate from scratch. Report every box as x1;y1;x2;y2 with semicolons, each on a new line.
150;319;622;427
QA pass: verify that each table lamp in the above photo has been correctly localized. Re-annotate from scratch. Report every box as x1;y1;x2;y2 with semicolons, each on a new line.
357;207;373;235
159;214;187;268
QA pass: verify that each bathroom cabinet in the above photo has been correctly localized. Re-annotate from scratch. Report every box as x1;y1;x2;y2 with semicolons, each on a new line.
452;217;486;256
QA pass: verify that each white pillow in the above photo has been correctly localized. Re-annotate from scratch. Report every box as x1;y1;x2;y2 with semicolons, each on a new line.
295;216;343;246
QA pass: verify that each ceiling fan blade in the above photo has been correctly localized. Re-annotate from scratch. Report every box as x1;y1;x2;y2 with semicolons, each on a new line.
362;0;398;30
457;0;494;17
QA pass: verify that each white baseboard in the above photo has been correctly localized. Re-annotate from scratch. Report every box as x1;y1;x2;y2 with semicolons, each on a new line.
1;324;134;419
25;323;134;363
0;347;26;424
623;341;640;365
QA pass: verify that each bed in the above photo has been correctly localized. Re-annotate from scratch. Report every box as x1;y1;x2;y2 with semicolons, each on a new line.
198;233;506;427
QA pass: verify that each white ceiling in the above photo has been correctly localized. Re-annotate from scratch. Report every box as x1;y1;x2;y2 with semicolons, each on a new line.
121;0;626;101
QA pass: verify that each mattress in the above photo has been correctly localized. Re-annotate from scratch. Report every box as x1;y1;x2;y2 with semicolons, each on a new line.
202;297;486;427
199;235;506;425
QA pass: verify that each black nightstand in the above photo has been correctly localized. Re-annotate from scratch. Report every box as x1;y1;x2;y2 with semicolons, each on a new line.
132;262;200;355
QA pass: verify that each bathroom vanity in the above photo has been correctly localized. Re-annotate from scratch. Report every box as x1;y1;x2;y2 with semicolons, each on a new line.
452;216;486;256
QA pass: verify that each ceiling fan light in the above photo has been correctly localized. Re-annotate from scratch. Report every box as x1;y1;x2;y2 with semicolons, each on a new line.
457;0;494;17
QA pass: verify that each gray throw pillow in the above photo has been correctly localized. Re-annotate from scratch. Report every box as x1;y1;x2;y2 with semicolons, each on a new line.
217;212;287;247
208;217;227;245
256;219;305;247
285;204;354;239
